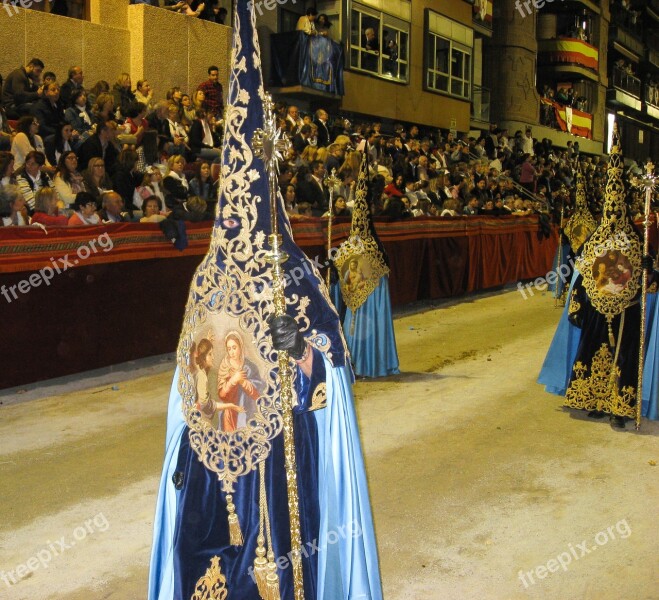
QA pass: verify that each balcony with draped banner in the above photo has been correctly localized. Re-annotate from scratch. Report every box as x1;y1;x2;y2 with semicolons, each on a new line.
537;38;599;79
269;31;345;98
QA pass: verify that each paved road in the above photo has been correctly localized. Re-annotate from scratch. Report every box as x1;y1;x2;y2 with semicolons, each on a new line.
1;289;657;600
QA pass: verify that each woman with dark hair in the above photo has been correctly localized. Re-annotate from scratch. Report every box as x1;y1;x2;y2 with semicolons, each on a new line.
53;151;86;209
10;116;49;170
45;122;76;166
282;183;298;215
198;0;220;22
0;151;16;187
189;161;214;202
123;101;149;146
322;194;351;217
30;187;68;226
140;195;166;223
68;191;100;226
15;151;55;211
112;148;142;216
316;13;332;37
64;89;94;146
383;173;405;198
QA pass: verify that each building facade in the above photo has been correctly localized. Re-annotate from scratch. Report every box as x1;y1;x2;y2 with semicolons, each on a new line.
1;0;656;159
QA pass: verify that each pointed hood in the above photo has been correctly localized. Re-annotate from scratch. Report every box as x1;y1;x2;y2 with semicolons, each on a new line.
187;0;346;369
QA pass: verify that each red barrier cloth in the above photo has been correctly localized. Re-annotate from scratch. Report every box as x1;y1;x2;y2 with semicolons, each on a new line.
0;216;558;388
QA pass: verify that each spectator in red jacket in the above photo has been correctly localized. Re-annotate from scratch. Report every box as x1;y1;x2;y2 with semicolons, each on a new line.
30;187;68;226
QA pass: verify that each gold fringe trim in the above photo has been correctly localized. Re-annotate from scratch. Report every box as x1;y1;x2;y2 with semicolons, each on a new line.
253;535;269;598
225;494;243;546
265;551;281;600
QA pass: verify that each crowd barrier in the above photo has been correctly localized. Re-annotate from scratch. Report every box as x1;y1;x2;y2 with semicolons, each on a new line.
0;215;557;388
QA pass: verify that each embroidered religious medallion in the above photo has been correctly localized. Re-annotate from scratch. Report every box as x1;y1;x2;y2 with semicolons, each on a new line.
334;153;389;313
575;127;642;334
564;166;596;253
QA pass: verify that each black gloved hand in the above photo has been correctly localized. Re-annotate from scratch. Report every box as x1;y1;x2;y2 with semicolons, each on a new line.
269;315;306;360
641;254;655;272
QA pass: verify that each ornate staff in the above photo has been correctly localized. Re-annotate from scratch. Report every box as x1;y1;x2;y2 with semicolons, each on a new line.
632;161;657;430
555;202;565;307
324;168;340;287
253;94;305;600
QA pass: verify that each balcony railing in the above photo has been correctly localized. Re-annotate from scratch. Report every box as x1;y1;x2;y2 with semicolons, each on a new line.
611;66;641;98
645;84;659;107
471;85;490;122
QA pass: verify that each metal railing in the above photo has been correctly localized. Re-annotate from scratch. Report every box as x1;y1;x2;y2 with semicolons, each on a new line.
611;67;641;98
471;85;490;122
645;84;659;107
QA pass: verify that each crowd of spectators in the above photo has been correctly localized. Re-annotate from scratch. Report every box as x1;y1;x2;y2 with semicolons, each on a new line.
0;58;227;232
0;55;656;236
129;0;227;23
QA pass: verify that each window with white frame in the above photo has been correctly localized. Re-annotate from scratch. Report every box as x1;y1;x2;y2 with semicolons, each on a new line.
425;11;473;100
349;2;410;82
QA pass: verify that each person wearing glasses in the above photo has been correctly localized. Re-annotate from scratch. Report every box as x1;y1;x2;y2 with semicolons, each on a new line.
68;191;101;226
82;157;112;208
53;151;86;209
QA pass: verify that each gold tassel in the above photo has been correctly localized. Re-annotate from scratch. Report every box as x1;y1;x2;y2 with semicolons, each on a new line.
265;551;281;600
608;322;615;348
226;494;243;546
253;535;269;599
